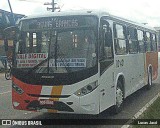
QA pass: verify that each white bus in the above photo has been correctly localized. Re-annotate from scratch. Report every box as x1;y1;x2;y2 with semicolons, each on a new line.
6;10;158;115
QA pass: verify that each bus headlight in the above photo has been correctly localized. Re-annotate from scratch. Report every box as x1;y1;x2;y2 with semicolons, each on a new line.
75;81;98;97
12;83;24;95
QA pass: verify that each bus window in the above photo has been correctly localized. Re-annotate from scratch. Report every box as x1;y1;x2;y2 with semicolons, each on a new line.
32;33;37;52
128;27;138;54
18;32;48;54
100;20;114;73
137;30;145;53
102;23;113;59
145;32;151;52
25;32;31;53
152;33;157;52
100;20;113;59
114;24;127;55
36;33;42;53
41;31;50;53
104;27;113;58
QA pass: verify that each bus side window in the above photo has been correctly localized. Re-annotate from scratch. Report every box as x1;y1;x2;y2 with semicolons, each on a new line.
100;20;113;60
100;20;114;74
127;27;138;54
152;33;157;52
103;25;113;59
145;32;152;52
114;23;127;55
137;30;145;53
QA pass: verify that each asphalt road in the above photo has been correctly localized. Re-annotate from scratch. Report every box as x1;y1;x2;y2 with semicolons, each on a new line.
0;72;160;128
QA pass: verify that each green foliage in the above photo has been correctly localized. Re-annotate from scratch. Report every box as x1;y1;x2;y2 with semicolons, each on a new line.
141;97;160;119
132;97;160;128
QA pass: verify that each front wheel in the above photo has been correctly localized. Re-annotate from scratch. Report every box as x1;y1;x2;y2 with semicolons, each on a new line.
112;80;124;114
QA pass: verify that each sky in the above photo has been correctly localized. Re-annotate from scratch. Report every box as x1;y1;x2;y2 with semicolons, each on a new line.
1;0;160;27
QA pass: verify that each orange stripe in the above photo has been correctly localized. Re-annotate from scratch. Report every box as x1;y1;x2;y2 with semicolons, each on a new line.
48;85;63;113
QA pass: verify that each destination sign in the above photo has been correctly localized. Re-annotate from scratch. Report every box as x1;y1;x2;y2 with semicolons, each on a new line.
36;18;78;29
21;16;97;31
16;53;87;68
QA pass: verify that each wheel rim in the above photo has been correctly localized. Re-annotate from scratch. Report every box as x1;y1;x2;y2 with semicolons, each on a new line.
116;87;123;108
148;72;152;86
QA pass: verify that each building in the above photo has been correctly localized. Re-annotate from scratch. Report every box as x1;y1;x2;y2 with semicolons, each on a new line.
0;9;24;68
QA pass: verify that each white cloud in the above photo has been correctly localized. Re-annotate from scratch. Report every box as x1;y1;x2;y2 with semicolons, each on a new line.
1;0;160;27
0;0;48;15
58;0;160;27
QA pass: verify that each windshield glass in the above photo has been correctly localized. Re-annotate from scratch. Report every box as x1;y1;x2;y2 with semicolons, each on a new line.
15;16;98;74
16;28;97;73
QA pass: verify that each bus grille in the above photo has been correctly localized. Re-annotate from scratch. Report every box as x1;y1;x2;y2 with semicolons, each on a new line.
27;94;70;98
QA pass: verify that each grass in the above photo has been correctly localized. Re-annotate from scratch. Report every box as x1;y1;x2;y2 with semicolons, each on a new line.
141;97;160;119
131;97;160;128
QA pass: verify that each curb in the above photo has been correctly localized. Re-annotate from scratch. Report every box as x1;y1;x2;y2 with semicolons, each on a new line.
121;92;160;128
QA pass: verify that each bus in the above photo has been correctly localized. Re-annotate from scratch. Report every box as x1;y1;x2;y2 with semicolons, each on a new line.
4;10;158;115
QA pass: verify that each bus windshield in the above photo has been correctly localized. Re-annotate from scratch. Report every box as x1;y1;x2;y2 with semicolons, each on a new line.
16;27;97;73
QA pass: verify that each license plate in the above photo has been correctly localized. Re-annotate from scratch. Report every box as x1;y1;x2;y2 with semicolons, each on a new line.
39;99;54;105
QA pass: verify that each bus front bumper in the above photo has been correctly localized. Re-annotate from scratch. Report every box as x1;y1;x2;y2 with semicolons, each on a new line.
12;88;100;115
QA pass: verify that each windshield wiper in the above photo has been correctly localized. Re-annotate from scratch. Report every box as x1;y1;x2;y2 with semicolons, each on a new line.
53;31;70;72
26;57;49;75
57;54;71;72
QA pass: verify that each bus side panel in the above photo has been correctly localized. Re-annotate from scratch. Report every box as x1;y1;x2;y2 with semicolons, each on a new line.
114;55;132;97
145;52;158;81
114;54;145;98
99;65;115;113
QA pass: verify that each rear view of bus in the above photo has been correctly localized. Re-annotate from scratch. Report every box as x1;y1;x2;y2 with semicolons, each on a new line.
11;13;100;114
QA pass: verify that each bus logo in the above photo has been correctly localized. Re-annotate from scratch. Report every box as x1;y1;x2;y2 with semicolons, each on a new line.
2;120;11;125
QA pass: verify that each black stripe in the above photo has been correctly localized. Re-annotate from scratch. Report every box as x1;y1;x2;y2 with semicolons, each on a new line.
12;65;98;85
27;94;70;98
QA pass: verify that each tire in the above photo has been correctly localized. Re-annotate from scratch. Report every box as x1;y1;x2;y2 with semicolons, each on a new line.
5;70;11;80
146;68;152;90
112;80;124;114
